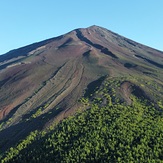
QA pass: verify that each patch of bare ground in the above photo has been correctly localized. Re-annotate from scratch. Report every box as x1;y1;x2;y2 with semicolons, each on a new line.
76;29;118;59
120;81;133;105
5;59;83;126
45;62;84;113
120;81;149;105
0;91;29;121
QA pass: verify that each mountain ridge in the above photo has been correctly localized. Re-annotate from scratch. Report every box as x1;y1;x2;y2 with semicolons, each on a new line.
1;25;163;58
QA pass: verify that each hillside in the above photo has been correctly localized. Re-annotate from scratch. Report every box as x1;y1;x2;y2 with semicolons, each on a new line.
0;25;163;162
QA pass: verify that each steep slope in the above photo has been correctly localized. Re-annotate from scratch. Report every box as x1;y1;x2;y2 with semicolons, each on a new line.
0;25;163;158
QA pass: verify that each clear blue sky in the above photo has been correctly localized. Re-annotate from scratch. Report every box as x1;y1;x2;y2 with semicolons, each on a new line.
0;0;163;55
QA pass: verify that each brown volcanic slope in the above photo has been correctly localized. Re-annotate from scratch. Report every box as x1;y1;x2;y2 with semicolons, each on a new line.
0;25;163;151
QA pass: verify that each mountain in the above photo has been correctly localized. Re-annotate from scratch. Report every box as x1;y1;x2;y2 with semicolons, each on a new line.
0;25;163;162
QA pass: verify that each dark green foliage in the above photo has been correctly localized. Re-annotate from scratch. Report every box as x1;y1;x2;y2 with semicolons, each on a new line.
1;78;163;163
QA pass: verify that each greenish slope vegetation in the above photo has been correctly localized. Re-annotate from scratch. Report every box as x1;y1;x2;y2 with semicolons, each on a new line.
1;77;163;163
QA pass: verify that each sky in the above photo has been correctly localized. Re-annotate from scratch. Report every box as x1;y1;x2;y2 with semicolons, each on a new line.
0;0;163;55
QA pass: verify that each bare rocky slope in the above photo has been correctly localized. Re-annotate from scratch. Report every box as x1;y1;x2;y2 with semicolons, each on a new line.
0;25;163;152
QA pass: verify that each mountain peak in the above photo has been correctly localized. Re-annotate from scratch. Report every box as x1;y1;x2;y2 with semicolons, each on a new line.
87;25;102;29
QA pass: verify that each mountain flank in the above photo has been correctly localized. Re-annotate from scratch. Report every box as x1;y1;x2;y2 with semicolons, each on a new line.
0;25;163;162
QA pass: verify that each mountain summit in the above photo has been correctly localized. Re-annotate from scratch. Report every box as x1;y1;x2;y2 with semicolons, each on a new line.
0;26;163;162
